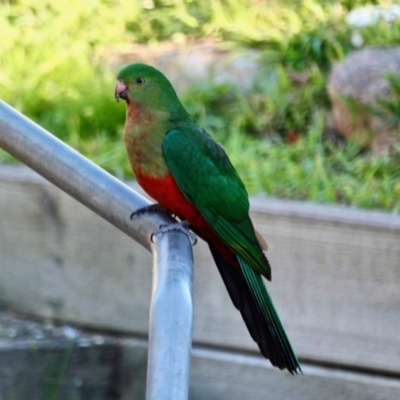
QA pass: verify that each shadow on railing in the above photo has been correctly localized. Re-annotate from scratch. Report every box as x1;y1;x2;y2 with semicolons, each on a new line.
0;100;194;400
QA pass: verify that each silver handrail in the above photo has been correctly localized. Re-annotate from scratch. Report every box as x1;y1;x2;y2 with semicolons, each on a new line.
0;100;194;400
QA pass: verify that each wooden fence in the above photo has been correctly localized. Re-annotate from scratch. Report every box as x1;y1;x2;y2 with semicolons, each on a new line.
1;165;400;398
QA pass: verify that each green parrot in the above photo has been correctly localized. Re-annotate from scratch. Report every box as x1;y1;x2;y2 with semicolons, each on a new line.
115;63;301;373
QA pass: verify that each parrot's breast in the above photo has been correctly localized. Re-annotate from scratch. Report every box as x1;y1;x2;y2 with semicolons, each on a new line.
124;128;170;177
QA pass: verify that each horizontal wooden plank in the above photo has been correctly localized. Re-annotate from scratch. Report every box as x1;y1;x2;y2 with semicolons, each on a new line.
122;339;400;400
2;307;399;400
250;196;400;229
0;166;400;374
249;200;400;374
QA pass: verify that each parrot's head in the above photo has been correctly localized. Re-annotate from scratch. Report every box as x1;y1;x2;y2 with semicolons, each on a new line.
115;63;186;118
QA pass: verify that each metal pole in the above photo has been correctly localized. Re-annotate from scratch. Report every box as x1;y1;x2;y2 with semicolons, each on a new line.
0;100;194;399
146;229;194;400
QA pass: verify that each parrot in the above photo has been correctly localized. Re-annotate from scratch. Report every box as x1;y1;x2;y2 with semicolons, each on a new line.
115;63;301;374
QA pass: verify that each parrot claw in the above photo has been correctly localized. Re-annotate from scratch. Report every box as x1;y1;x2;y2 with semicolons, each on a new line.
151;221;197;246
130;204;170;220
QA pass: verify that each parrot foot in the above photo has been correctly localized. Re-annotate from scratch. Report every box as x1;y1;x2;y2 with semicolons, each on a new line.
151;221;197;246
130;203;170;220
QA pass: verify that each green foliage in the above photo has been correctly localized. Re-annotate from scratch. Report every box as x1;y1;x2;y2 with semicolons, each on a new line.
0;0;399;211
182;66;327;141
341;0;379;11
0;0;131;174
376;73;400;128
231;122;400;212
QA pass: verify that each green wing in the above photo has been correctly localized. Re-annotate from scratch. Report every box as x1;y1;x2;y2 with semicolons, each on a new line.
164;126;301;373
163;126;271;279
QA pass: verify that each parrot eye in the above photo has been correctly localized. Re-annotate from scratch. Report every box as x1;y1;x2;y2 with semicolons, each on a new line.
136;77;145;85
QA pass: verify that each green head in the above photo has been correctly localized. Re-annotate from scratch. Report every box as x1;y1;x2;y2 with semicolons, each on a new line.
115;63;188;119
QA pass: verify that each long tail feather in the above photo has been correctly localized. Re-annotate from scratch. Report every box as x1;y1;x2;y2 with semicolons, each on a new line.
209;244;301;374
238;256;301;374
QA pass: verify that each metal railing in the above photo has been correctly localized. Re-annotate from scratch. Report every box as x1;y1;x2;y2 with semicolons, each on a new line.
0;100;194;400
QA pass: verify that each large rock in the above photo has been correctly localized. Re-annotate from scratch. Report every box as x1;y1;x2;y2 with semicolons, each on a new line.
328;47;400;154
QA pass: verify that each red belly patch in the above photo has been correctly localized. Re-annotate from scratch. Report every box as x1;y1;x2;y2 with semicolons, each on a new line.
135;169;213;238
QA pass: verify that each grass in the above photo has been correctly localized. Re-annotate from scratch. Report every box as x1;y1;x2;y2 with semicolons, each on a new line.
0;0;399;212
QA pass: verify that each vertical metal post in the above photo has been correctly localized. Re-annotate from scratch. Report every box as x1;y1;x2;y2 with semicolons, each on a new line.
0;101;195;399
146;230;194;400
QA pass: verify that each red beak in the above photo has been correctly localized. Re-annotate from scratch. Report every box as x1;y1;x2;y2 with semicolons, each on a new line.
115;81;128;102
